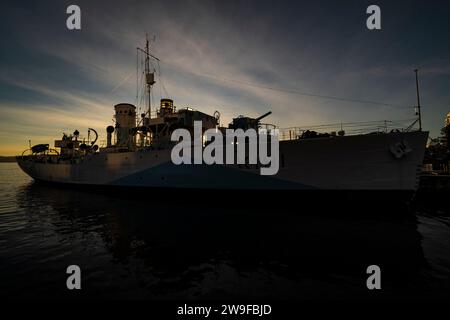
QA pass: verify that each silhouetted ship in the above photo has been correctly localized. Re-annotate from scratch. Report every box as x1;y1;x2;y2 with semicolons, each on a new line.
16;37;428;194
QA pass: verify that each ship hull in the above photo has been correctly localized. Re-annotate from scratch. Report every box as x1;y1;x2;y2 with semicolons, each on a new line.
17;131;428;191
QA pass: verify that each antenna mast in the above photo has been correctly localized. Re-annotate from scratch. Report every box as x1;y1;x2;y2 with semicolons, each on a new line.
145;34;154;119
137;34;158;119
414;69;422;131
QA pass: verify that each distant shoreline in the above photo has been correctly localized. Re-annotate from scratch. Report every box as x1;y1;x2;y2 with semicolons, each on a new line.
0;156;17;163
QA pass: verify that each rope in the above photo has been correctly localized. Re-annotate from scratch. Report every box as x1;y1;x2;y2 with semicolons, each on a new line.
158;59;412;110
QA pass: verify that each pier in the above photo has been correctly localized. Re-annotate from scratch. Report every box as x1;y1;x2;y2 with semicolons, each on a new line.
419;173;450;192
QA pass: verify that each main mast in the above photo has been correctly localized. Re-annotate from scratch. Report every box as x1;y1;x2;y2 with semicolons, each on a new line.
137;34;158;119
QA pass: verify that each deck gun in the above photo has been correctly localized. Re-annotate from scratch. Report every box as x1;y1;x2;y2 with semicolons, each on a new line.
229;111;272;130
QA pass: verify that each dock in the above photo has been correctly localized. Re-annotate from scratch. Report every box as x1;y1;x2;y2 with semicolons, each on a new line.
419;173;450;191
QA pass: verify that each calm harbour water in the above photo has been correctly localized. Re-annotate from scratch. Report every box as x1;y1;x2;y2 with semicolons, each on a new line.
1;162;449;300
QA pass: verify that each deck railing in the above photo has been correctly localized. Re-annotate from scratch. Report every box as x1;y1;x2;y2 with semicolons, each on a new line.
277;118;419;141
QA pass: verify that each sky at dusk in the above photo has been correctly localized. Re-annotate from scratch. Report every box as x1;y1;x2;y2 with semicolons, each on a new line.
0;0;449;155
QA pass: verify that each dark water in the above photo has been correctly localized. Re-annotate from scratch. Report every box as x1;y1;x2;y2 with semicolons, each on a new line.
1;162;450;300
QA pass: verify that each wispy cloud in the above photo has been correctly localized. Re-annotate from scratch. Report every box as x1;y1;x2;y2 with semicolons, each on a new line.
1;0;449;154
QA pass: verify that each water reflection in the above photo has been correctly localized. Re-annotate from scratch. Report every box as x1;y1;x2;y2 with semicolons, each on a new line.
3;180;431;299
